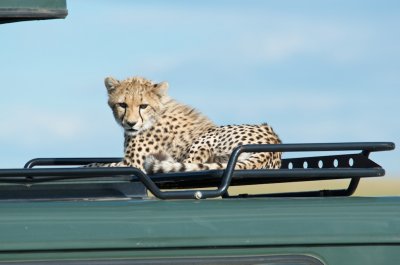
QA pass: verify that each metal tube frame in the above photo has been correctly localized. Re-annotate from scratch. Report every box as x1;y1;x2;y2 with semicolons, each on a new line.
0;142;395;200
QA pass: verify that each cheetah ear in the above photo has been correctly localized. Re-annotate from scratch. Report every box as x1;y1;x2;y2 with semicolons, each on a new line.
104;77;120;93
153;81;169;97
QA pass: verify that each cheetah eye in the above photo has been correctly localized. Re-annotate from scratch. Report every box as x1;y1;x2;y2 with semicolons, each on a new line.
116;102;128;108
139;104;149;110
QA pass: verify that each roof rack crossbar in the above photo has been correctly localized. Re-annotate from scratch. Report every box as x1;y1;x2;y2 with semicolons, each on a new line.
24;158;123;169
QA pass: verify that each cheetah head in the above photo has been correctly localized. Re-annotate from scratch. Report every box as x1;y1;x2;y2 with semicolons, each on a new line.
105;76;169;136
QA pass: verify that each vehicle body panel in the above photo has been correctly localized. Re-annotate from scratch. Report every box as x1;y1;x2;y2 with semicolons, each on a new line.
0;0;67;23
0;197;399;264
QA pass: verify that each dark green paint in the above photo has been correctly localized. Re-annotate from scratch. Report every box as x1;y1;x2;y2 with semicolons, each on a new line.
0;0;67;23
0;0;66;10
0;246;399;264
0;197;399;264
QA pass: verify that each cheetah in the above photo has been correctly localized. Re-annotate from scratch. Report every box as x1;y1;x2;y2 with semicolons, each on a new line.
88;76;282;174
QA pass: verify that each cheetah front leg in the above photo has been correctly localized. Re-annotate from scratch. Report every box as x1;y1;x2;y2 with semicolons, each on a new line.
144;143;226;174
84;152;156;173
84;161;129;168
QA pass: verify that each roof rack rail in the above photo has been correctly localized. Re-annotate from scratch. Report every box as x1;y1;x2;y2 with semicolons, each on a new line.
0;142;395;200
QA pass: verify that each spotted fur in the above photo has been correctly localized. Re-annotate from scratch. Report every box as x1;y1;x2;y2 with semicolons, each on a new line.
87;76;282;174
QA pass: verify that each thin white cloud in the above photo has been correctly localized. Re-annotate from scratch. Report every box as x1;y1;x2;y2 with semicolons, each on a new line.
136;55;190;75
236;21;371;64
83;4;375;77
190;91;344;119
0;107;86;146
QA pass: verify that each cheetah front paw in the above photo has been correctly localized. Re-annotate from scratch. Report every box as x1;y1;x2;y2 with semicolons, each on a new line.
144;152;175;174
83;163;100;168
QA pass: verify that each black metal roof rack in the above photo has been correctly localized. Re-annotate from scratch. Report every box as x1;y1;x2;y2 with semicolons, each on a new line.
0;142;395;200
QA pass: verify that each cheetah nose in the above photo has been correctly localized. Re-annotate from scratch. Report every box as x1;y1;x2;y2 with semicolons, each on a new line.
126;121;137;128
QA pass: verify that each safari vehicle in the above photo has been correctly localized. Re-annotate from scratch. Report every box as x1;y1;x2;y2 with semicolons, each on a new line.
0;142;399;265
1;1;399;265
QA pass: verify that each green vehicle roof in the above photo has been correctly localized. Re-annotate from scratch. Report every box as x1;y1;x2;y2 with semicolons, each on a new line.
0;0;67;24
1;196;399;252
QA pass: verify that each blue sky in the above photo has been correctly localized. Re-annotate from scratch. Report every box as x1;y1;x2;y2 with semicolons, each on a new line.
1;0;399;176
